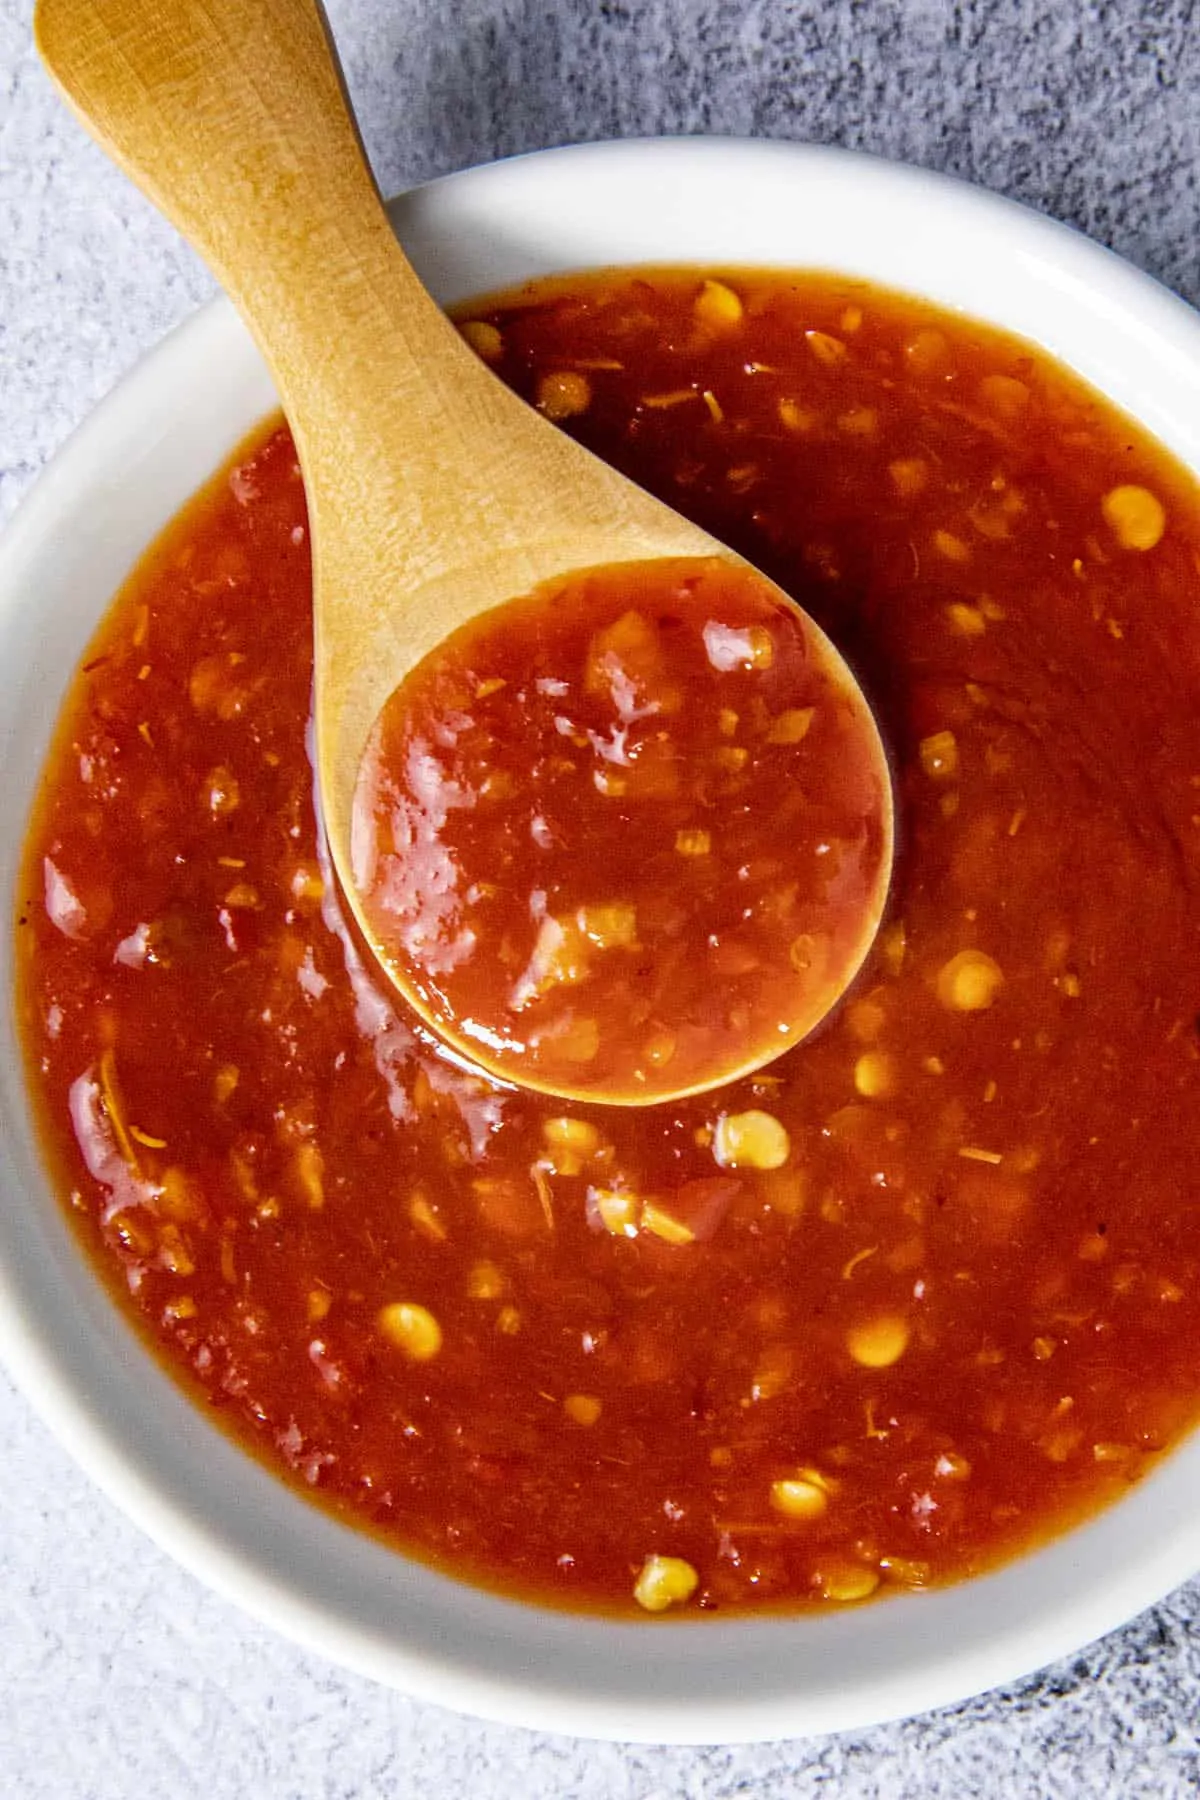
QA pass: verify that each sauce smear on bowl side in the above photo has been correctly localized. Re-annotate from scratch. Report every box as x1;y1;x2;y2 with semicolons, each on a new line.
351;555;891;1101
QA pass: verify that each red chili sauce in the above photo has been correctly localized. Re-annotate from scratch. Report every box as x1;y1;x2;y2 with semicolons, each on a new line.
15;269;1200;1617
352;555;891;1100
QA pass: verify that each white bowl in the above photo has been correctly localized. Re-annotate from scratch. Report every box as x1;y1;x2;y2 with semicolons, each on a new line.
4;138;1200;1746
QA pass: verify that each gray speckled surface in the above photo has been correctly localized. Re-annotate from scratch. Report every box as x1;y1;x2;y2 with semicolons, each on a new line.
4;0;1200;1791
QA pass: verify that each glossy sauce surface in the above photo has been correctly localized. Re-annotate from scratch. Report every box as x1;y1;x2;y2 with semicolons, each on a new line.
353;555;891;1100
15;269;1200;1617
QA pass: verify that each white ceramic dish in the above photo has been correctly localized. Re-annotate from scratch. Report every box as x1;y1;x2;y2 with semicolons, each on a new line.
4;138;1200;1746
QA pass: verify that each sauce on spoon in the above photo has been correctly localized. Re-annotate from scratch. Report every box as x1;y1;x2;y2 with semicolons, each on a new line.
353;556;892;1101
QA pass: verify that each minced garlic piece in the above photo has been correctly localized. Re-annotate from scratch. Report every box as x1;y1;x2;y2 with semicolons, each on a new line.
853;1051;894;1099
537;369;592;420
770;1469;832;1520
1101;483;1165;551
838;405;877;436
633;1553;699;1613
290;864;324;904
542;1116;600;1165
933;528;971;563
592;1187;640;1236
879;1555;932;1588
889;456;929;498
294;1142;324;1210
188;652;246;718
778;397;818;433
409;1190;447;1242
459;319;503;361
675;828;712;857
1040;1425;1083;1463
978;372;1030;417
946;602;987;637
515;912;592;999
904;328;948;373
714;744;749;772
378;1301;442;1361
817;1560;880;1603
788;934;816;972
806;329;847;366
563;1392;603;1426
213;1063;239;1103
767;707;814;744
204;765;240;816
553;1016;601;1063
480;769;517;801
845;995;886;1042
919;729;959;780
879;920;907;976
936;948;1004;1012
641;1202;695;1246
467;1259;508;1300
577;902;639;950
156;1168;198;1219
846;1313;910;1368
693;278;743;329
748;1342;794;1400
713;1109;790;1171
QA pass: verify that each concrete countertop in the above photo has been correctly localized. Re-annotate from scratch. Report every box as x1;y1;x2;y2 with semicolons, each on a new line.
3;1;1200;1792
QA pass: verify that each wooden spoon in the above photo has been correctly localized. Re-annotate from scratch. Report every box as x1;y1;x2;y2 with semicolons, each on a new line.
35;0;893;1104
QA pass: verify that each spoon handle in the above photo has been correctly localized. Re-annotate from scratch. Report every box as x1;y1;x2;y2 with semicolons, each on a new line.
35;0;721;881
35;0;487;492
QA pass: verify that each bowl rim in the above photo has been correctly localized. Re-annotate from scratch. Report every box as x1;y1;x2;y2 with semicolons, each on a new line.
4;135;1200;1746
